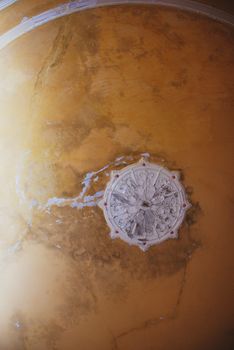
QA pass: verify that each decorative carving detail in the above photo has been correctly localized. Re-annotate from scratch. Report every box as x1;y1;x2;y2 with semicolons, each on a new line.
99;158;191;251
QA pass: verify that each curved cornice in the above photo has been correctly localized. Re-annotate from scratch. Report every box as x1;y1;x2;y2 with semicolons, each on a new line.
0;0;233;50
0;0;17;11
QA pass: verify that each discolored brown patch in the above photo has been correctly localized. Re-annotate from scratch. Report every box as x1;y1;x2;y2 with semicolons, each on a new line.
28;153;202;306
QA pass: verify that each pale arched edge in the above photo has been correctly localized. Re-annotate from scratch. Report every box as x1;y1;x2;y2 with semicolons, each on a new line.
0;0;17;11
0;0;233;50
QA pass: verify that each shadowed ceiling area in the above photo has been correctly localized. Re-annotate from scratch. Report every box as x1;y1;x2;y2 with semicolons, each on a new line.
0;1;233;350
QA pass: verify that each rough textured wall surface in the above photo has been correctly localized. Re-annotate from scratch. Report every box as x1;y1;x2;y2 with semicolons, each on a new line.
0;4;233;350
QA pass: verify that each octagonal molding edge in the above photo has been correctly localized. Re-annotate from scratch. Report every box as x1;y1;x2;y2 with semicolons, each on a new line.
0;0;233;50
98;158;191;251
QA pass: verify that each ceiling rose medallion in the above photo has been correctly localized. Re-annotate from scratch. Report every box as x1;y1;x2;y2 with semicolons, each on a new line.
99;158;191;251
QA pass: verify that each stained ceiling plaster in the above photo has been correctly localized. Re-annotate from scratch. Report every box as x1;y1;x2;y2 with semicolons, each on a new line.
0;2;233;350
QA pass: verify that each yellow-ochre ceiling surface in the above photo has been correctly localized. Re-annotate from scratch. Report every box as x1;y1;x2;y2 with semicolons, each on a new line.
0;1;233;350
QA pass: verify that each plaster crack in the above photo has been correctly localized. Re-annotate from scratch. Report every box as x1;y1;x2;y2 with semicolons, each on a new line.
30;18;72;117
113;262;188;346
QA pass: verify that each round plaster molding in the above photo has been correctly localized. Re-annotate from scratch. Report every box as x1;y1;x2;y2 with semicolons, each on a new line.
0;0;233;50
99;158;191;251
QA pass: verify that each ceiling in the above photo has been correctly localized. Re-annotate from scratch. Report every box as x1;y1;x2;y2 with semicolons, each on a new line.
0;2;233;350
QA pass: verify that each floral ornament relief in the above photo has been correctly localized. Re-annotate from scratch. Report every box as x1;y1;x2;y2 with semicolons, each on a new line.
99;158;191;251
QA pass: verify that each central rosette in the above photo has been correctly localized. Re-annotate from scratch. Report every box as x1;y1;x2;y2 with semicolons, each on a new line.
99;158;190;251
141;201;150;208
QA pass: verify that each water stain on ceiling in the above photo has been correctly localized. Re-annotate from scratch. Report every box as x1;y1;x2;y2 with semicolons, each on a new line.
0;2;233;350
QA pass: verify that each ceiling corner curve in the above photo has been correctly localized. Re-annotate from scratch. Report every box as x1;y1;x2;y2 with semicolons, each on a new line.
0;0;233;51
0;0;17;11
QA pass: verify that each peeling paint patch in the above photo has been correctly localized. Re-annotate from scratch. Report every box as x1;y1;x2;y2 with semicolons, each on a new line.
14;320;21;329
0;239;23;267
27;155;137;211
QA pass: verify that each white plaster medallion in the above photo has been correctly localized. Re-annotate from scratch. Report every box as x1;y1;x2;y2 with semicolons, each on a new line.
99;158;191;251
